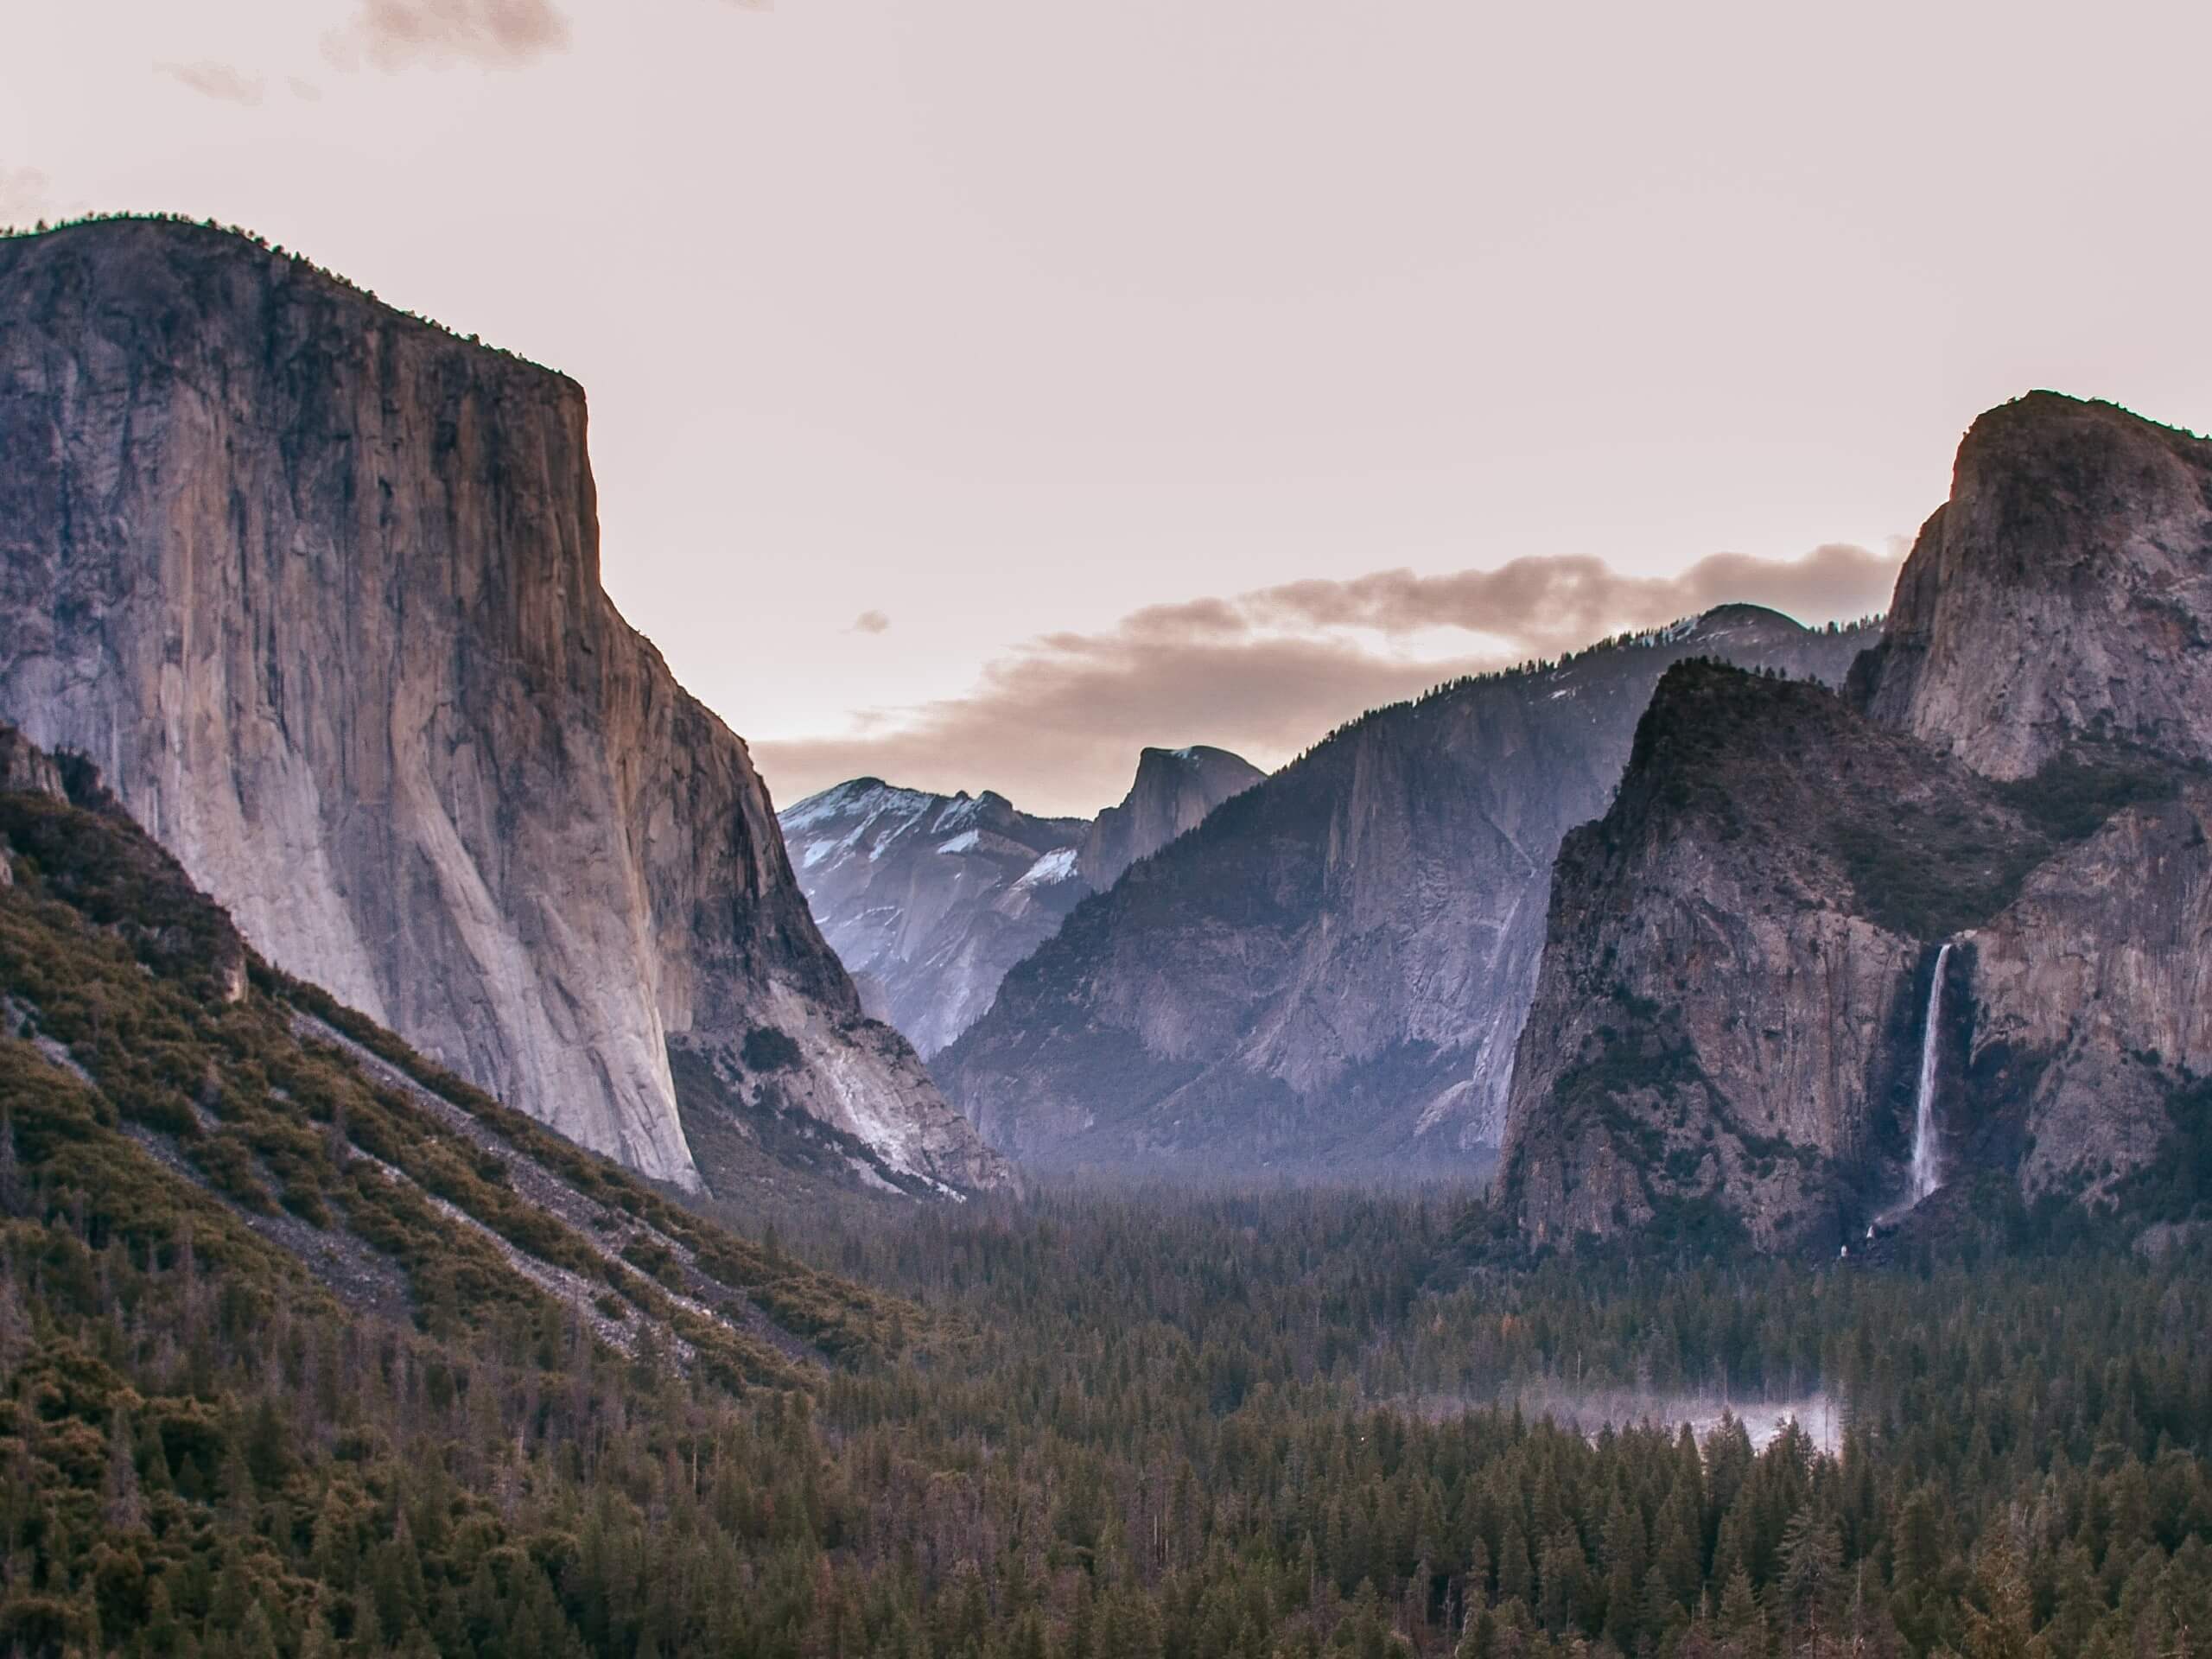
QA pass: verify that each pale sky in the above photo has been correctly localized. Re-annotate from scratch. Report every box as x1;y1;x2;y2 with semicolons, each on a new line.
5;1;2209;814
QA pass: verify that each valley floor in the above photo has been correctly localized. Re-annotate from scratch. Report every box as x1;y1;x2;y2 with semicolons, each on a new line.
6;1173;2209;1659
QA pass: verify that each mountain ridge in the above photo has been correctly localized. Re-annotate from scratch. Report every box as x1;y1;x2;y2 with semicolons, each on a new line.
937;605;1878;1177
0;217;1007;1201
779;746;1261;1058
778;779;1093;1058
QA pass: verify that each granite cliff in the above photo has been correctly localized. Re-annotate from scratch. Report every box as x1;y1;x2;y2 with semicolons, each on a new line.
936;607;1874;1176
1499;395;2212;1251
1077;746;1263;890
1497;663;2054;1250
1854;393;2212;779
0;218;1008;1200
0;719;908;1382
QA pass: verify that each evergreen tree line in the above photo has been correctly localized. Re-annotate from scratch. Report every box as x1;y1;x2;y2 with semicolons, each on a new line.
3;1178;2209;1659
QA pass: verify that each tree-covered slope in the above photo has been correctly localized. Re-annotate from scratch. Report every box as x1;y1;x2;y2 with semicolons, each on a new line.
0;723;917;1386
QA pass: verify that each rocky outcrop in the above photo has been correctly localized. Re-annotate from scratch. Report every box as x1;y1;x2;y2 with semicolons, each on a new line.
936;608;1874;1177
1077;747;1263;889
0;219;1009;1198
1963;783;2212;1201
1497;664;2050;1251
779;747;1261;1060
1854;394;2212;779
0;723;63;801
779;781;1091;1058
1501;394;2212;1250
0;720;64;889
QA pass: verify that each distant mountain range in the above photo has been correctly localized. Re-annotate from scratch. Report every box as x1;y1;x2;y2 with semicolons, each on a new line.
779;747;1261;1057
932;607;1875;1179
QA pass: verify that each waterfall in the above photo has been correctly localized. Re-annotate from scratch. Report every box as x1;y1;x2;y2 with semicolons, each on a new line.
1906;942;1954;1205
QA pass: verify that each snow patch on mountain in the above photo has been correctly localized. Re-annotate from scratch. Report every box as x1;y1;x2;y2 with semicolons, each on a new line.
1015;848;1080;890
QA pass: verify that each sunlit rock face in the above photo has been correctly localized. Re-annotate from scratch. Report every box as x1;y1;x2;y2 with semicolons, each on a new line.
0;218;1008;1199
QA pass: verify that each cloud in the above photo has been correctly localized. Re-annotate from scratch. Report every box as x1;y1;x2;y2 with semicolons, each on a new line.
850;610;892;635
330;0;569;71
753;543;1900;816
158;61;267;105
1119;542;1897;658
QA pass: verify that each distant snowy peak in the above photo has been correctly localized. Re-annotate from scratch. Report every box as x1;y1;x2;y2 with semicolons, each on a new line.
778;747;1262;1059
778;777;933;834
778;777;1093;1058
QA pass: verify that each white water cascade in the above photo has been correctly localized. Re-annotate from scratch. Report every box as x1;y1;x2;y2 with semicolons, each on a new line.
1906;942;1955;1206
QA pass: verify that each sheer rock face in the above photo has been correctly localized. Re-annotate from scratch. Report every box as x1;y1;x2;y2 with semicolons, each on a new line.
1498;666;2043;1251
1856;393;2212;779
779;782;1092;1058
1964;784;2212;1201
1077;747;1263;890
936;608;1873;1178
0;219;1008;1198
779;750;1260;1060
1503;395;2212;1249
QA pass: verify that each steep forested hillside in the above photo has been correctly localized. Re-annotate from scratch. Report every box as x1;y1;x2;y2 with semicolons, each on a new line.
0;722;926;1364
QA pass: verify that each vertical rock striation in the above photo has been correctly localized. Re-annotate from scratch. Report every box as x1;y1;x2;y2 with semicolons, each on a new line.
0;218;1008;1198
1965;784;2212;1203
